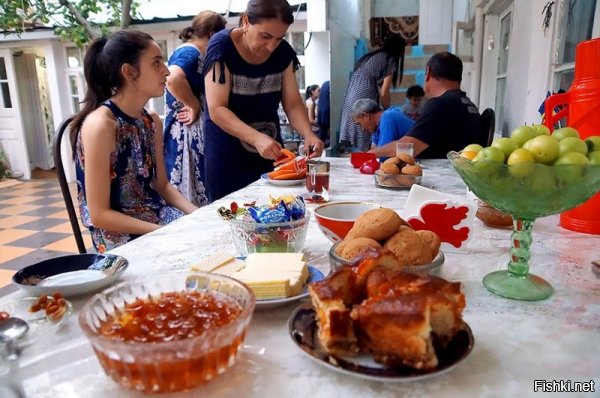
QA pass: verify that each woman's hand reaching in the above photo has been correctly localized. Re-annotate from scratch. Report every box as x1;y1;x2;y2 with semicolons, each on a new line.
302;134;325;158
253;134;283;160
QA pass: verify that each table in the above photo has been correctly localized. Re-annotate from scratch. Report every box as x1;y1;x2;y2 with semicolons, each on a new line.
1;158;599;398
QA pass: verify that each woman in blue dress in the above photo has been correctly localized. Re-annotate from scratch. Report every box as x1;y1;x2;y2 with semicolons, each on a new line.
163;11;226;206
203;0;324;201
69;31;197;253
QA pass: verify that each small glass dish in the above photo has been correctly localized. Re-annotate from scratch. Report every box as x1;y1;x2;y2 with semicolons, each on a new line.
79;271;255;393
228;213;311;256
328;242;444;275
374;170;422;189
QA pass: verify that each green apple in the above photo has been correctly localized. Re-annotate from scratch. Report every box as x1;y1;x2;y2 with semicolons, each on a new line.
588;150;600;165
528;166;556;193
507;148;536;178
555;151;590;166
554;152;589;185
510;125;537;147
552;126;579;141
463;143;484;153
585;136;600;152
522;135;560;165
474;146;505;163
531;124;551;136
558;137;588;157
491;137;518;160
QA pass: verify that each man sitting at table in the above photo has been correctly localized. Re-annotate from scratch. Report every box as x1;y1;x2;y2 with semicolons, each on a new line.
351;99;414;155
369;52;485;159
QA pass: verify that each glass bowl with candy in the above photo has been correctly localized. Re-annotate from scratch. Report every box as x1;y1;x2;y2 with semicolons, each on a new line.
218;195;310;256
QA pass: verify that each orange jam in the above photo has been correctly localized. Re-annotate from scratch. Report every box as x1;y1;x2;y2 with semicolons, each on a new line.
94;290;246;393
99;290;242;342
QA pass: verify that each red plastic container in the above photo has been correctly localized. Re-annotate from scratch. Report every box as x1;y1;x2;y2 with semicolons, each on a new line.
350;152;377;168
544;38;600;234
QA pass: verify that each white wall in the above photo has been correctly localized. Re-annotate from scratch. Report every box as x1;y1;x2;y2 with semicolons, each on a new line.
374;0;419;16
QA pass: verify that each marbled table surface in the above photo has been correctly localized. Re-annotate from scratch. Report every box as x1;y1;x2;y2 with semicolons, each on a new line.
1;158;598;398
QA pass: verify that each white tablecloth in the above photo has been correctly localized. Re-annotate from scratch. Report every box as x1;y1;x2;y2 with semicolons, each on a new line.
1;158;598;397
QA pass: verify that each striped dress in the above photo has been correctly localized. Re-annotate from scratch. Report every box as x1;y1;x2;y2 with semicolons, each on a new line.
339;52;398;151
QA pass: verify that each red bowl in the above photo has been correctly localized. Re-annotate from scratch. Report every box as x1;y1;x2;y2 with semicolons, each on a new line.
314;201;382;243
350;152;377;168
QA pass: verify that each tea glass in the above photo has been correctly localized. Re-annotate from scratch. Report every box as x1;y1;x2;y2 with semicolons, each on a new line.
306;160;330;193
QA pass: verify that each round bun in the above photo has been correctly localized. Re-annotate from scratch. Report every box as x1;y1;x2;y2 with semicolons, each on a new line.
384;228;434;266
401;164;423;176
340;237;382;260
350;208;403;241
396;152;416;165
381;157;402;174
415;229;441;257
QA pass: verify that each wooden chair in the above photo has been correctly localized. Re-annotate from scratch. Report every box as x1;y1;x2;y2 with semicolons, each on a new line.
52;115;87;254
481;108;496;146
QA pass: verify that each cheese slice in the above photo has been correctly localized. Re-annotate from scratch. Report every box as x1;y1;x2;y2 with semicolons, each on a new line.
231;253;309;299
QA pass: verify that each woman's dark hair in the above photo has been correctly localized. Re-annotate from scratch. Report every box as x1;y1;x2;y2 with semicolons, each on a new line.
241;0;294;25
406;84;425;98
426;51;463;82
70;30;155;153
179;10;227;41
354;34;406;87
305;84;319;100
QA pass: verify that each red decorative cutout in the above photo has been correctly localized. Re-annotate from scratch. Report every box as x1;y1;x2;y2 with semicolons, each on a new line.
408;203;470;248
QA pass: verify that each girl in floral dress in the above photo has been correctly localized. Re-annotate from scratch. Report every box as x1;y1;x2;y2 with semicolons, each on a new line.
69;30;197;253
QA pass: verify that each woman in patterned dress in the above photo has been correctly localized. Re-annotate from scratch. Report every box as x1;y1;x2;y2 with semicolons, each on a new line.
202;0;324;201
69;31;198;253
339;34;406;151
163;11;226;207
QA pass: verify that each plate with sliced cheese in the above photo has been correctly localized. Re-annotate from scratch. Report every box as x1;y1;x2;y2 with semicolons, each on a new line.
190;251;325;308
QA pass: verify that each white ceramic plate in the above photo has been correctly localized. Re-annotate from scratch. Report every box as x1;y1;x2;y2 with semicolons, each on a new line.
12;254;128;297
261;173;304;186
288;304;474;382
255;266;324;309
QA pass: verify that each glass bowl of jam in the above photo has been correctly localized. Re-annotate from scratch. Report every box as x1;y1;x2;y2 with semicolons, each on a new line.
79;271;255;393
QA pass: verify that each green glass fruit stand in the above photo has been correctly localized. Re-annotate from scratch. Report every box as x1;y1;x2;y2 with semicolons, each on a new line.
448;151;600;301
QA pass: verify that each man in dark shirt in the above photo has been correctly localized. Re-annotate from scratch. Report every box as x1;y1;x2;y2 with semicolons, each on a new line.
369;52;485;158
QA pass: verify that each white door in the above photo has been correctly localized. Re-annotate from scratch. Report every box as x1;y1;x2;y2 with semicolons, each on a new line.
494;9;512;134
0;48;30;179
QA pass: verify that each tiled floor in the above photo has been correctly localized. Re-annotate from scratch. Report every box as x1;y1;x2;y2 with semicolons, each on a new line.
0;169;94;295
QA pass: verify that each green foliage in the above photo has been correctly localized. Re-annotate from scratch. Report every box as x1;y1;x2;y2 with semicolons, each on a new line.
0;0;140;47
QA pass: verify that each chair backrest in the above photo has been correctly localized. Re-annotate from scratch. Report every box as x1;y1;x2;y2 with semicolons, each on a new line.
481;108;496;146
52;116;87;254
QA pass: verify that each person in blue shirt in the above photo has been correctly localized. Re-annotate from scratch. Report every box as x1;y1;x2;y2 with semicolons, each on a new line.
351;98;414;152
163;11;227;207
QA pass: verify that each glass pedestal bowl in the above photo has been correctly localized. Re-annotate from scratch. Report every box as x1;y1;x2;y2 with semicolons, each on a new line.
448;151;600;301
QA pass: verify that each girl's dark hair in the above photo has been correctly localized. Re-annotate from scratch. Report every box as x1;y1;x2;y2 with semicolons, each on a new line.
406;84;425;98
241;0;294;25
305;84;319;100
70;30;154;153
354;33;406;87
179;10;227;41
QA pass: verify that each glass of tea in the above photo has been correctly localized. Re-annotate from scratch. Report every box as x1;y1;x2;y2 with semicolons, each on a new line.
306;160;330;193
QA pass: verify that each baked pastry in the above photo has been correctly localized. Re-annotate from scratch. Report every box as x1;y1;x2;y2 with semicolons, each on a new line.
351;294;437;369
415;230;441;258
380;157;403;174
308;266;362;356
340;237;382;260
384;227;434;266
401;164;423;176
396;152;416;165
310;252;466;371
346;208;403;242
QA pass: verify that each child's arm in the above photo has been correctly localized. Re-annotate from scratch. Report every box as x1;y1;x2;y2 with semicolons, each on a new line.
81;109;162;235
150;113;198;214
